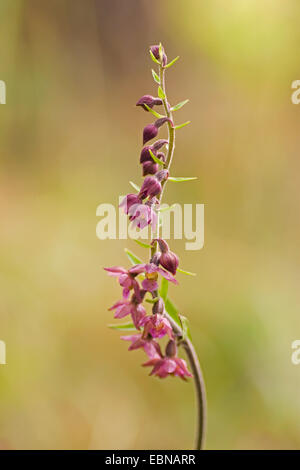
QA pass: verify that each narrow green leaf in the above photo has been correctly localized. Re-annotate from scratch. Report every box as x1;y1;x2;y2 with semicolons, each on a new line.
149;149;165;166
152;69;160;84
129;181;140;192
108;322;137;332
165;297;181;327
150;49;160;64
159;277;169;302
171;99;189;112
124;248;143;265
179;315;191;340
144;103;164;119
174;121;191;130
159;43;163;62
158;86;166;100
165;56;180;68
168;176;197;182
177;267;196;276
133;239;152;249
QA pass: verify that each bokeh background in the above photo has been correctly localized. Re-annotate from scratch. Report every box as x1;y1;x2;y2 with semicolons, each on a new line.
1;0;300;450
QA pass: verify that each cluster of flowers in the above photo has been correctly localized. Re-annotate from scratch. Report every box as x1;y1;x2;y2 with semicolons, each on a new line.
105;44;192;379
105;239;191;379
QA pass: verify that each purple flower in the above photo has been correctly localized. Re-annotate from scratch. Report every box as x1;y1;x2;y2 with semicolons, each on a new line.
109;294;147;329
139;176;162;199
144;356;192;380
121;333;161;359
136;95;163;111
129;262;178;285
150;44;167;66
143;118;173;144
104;266;140;298
143;314;174;339
128;201;158;231
143;340;192;380
119;194;142;215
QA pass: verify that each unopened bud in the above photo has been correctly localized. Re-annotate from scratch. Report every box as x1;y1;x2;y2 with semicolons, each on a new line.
143;124;158;144
155;169;169;182
152;298;164;315
150;44;167;66
136;94;163;111
165;339;177;357
139;176;162;199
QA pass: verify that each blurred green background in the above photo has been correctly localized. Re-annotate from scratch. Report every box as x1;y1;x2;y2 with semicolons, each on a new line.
1;0;300;450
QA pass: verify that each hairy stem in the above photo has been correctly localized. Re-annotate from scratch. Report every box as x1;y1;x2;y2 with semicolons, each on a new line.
149;59;206;450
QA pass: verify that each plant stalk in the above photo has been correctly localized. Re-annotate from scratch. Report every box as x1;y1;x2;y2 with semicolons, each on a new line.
149;58;207;450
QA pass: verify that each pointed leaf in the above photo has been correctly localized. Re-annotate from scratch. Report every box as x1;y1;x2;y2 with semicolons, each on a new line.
179;315;191;340
159;43;163;62
177;267;196;276
165;297;181;327
159;277;169;302
165;56;180;69
149;149;165;166
133;239;152;249
144;104;164;119
108;322;137;332
158;86;166;100
174;121;191;130
171;99;189;112
168;176;197;182
152;69;160;84
150;49;160;64
124;248;143;265
129;181;140;192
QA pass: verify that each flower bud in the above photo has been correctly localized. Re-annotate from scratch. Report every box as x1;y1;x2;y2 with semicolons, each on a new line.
119;194;142;214
155;117;173;129
142;161;158;176
156;238;169;253
155;169;169;182
152;298;164;315
143;120;172;145
156;239;179;275
143;124;158;144
140;140;168;164
152;139;168;152
165;339;177;358
136;95;163;111
160;250;179;276
150;44;167;66
139;176;162;199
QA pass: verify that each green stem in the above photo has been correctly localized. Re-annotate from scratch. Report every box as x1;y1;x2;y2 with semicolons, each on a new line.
149;58;207;450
